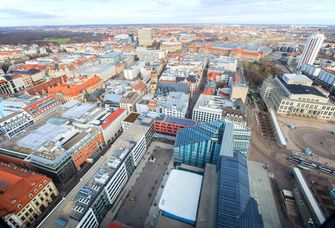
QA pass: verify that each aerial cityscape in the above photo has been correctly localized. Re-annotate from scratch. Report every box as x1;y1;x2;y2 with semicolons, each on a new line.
0;1;335;228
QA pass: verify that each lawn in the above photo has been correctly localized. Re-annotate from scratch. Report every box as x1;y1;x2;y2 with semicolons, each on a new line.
44;37;71;44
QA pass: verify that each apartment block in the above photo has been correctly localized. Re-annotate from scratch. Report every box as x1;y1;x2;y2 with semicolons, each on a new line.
0;163;59;228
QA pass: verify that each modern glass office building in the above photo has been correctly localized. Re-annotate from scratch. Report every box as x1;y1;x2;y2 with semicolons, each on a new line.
174;118;251;168
216;152;264;228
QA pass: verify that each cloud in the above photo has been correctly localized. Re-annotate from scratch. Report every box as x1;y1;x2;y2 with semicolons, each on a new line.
0;8;61;19
0;0;334;25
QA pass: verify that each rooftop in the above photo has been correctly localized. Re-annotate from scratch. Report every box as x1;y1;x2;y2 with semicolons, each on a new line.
0;163;51;217
194;94;236;113
277;77;326;97
282;73;312;83
196;163;217;228
0;101;116;164
157;92;189;112
248;161;281;228
39;118;153;228
159;169;203;224
165;116;196;127
122;112;140;123
48;76;101;97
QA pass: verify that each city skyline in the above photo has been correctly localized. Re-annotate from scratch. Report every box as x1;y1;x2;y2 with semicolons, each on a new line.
0;0;335;26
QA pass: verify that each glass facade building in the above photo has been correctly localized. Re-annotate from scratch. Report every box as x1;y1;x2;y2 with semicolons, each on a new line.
216;152;263;228
174;118;251;168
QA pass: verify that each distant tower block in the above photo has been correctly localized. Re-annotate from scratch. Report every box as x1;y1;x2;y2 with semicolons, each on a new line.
297;33;325;69
138;28;153;47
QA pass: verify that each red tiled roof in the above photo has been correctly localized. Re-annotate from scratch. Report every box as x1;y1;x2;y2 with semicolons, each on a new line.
0;163;51;217
23;95;59;115
26;75;68;95
203;87;214;95
48;76;101;97
132;81;145;91
101;108;126;129
208;71;221;81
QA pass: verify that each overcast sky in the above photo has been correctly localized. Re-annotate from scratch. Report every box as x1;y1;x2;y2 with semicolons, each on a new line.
0;0;334;26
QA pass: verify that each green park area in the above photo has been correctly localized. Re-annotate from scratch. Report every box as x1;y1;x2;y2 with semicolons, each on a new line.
44;37;71;44
243;59;284;87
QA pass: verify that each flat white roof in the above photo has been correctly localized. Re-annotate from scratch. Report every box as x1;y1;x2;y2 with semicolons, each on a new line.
270;111;286;146
283;73;312;82
293;167;325;224
159;169;203;222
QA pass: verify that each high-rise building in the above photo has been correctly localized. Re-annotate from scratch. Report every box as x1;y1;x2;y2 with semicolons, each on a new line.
297;33;325;69
138;28;153;47
216;152;264;228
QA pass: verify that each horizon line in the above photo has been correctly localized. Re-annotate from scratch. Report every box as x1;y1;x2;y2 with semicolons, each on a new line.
1;22;334;28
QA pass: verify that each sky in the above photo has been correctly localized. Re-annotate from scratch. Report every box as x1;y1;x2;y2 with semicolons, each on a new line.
0;0;334;26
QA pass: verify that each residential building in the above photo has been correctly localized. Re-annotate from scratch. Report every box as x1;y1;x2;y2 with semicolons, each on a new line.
160;41;182;52
154;116;196;136
192;94;239;122
261;74;335;120
208;57;237;72
132;81;147;96
156;92;189;118
0;163;59;228
48;76;104;102
99;108;127;144
0;95;40;118
99;52;123;65
38;117;154;228
124;62;145;80
297;33;325;69
0;111;34;140
231;83;248;104
0;75;26;93
0;80;14;95
137;49;165;63
20;74;35;88
300;64;321;77
26;75;68;96
121;112;140;131
318;70;335;87
0;101;117;183
120;91;141;112
138;28;153;47
22;95;62;122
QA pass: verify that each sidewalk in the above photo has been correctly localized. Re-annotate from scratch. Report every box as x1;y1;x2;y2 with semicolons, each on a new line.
100;141;173;227
143;156;174;227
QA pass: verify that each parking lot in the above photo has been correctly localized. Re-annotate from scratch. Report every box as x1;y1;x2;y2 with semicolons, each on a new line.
115;142;173;228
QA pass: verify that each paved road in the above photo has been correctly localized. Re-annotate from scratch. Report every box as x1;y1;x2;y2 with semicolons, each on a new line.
245;100;295;228
186;65;208;119
115;146;173;228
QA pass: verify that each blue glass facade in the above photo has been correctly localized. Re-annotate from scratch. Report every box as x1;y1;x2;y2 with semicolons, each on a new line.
216;152;263;228
174;119;251;168
174;120;224;168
